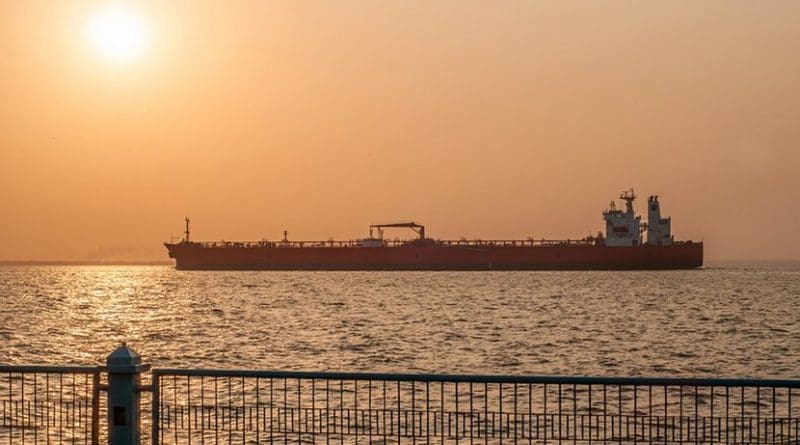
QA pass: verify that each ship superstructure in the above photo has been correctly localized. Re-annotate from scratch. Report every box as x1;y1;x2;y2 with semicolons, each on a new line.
602;189;642;247
164;190;703;270
601;190;676;247
646;195;672;246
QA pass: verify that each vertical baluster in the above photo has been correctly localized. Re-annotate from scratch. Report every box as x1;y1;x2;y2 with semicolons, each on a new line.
486;382;490;445
297;379;302;445
426;382;430;445
254;378;259;445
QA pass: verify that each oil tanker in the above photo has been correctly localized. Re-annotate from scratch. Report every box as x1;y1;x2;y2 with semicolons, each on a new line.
164;190;703;270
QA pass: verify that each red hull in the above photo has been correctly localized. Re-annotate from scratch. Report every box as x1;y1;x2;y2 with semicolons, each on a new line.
164;243;703;270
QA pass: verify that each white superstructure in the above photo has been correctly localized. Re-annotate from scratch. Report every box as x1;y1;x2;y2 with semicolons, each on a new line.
603;189;642;246
646;195;673;246
602;189;674;247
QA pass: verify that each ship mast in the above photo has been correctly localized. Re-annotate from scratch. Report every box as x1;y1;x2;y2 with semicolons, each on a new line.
620;189;636;214
184;217;191;243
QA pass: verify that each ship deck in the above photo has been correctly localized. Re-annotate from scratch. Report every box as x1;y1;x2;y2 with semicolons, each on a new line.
168;238;701;249
172;238;600;249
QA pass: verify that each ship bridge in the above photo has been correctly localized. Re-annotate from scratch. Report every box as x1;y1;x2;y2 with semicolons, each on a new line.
602;190;676;247
603;189;642;247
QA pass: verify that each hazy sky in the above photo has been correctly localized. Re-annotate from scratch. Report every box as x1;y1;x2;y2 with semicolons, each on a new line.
1;1;799;262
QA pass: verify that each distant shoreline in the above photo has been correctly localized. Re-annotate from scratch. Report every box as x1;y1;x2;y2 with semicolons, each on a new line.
0;260;173;266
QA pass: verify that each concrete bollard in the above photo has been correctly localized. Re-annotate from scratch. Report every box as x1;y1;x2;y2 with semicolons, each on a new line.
106;344;150;445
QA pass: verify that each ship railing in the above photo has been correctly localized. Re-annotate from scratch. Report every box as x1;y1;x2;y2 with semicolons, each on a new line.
439;239;595;247
672;240;703;246
186;238;597;249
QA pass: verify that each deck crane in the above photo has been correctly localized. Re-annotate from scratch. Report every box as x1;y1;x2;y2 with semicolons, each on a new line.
369;222;426;240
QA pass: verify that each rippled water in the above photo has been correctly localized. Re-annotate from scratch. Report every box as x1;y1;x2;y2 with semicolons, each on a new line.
1;265;799;378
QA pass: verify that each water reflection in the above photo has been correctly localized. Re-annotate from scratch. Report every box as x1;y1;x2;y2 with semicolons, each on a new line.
0;266;799;378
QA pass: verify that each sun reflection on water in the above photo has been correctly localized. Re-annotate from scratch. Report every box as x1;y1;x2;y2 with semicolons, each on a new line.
1;265;799;379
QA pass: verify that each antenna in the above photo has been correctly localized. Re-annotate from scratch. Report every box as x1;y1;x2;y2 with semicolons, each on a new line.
184;217;191;243
620;188;636;214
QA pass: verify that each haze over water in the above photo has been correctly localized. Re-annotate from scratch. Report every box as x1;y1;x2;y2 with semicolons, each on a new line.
2;265;798;378
2;2;800;263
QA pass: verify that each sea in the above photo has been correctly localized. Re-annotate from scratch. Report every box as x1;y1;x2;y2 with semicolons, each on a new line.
1;263;799;378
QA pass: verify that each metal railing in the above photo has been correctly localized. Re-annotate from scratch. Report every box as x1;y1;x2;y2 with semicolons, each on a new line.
152;370;800;445
173;238;602;249
0;365;101;445
172;239;703;249
3;349;798;445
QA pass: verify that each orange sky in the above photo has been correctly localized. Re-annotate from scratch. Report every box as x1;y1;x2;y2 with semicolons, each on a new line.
1;1;799;262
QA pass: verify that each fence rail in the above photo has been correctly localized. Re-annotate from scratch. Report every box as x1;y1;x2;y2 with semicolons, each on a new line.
0;365;101;445
3;354;799;445
152;369;800;445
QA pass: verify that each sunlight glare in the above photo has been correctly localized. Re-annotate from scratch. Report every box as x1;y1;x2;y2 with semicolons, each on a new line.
86;6;149;64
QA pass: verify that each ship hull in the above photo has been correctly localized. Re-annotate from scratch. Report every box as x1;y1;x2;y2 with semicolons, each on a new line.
164;243;703;271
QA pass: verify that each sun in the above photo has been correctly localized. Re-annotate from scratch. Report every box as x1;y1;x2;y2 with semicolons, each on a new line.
86;6;150;64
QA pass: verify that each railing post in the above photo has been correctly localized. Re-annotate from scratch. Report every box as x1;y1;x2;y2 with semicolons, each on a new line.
106;344;150;445
151;371;160;445
92;370;101;445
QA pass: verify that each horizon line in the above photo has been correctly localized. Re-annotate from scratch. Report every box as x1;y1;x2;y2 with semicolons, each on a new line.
2;259;800;267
